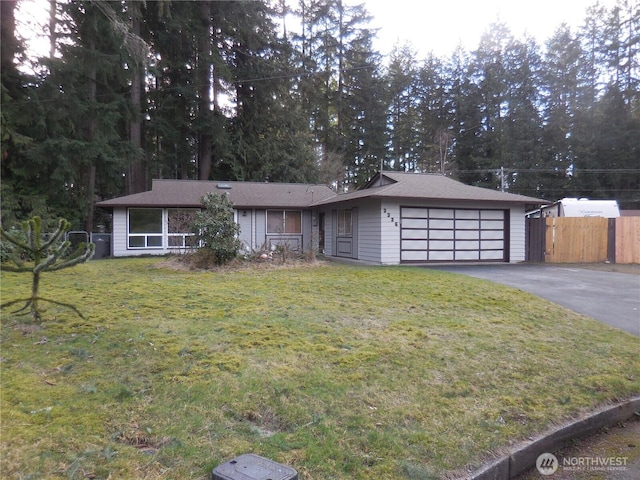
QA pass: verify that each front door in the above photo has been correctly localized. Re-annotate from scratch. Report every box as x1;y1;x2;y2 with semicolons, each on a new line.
334;208;357;259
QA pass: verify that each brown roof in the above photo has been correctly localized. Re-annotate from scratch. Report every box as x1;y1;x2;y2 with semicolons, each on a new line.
96;179;337;209
96;173;547;210
314;172;547;206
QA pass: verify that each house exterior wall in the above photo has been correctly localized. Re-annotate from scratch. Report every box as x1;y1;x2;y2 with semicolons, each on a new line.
509;205;526;262
112;208;128;257
237;209;253;253
320;200;527;265
322;208;334;256
255;210;266;250
380;200;401;264
356;200;383;263
109;206;319;257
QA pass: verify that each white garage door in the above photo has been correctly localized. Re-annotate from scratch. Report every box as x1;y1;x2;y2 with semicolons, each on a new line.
400;207;507;262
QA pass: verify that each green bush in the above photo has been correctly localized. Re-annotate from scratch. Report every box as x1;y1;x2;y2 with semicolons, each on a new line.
0;227;25;262
192;193;241;266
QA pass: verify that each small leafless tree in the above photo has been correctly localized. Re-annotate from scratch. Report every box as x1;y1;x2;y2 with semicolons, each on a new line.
1;216;95;321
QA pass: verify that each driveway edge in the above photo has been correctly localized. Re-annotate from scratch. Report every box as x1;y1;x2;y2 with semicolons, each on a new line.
469;396;640;480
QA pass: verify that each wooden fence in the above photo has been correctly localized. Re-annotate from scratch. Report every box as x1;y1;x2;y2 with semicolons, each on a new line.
526;216;640;264
616;217;640;264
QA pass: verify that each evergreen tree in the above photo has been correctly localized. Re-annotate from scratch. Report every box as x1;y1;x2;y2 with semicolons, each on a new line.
1;0;39;225
386;44;421;173
445;47;484;185
3;1;142;230
540;25;583;199
501;35;544;196
467;21;514;189
336;7;385;188
414;54;452;173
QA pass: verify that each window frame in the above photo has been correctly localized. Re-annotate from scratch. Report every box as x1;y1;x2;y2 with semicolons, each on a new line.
337;209;352;236
167;208;199;249
266;210;302;235
128;208;164;249
127;207;200;250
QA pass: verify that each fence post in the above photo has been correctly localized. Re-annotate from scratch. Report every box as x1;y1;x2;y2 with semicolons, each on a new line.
607;219;616;263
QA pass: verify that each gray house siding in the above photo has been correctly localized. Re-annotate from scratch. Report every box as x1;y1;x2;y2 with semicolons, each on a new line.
355;201;382;263
322;209;334;257
255;210;266;250
112;208;127;257
380;201;401;264
237;209;253;253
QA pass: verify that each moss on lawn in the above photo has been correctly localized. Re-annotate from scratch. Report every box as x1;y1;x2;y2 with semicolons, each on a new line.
1;257;638;479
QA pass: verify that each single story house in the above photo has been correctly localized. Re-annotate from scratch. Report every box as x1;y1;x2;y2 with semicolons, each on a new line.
96;171;546;264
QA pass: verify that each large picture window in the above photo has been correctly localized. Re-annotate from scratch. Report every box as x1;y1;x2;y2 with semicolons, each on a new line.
338;209;352;236
128;208;163;248
267;210;302;234
168;208;198;248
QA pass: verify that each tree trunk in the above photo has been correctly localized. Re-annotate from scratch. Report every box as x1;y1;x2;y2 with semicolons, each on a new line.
198;0;213;180
49;0;56;58
0;0;18;73
86;27;97;233
31;270;41;321
127;13;147;193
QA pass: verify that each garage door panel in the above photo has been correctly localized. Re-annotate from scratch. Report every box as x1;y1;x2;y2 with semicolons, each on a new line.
481;230;504;240
456;219;479;229
456;230;480;240
429;250;454;261
430;240;454;249
430;209;454;219
401;207;506;263
481;250;505;260
456;250;480;260
403;229;428;239
456;240;480;250
403;218;428;229
402;250;429;261
429;230;454;240
481;210;504;220
403;240;429;249
456;210;479;219
481;220;504;229
429;219;454;229
402;208;430;218
482;240;504;249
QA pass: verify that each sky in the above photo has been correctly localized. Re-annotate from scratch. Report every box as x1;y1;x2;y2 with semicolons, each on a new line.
16;0;618;62
362;0;618;58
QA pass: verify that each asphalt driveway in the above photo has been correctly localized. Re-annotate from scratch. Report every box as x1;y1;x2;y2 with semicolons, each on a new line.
424;264;640;336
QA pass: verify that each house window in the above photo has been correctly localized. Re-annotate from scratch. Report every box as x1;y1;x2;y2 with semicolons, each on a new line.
267;210;302;234
168;208;198;248
338;209;352;236
128;208;163;248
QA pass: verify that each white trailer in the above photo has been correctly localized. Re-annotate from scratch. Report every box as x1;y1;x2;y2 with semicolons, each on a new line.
537;198;620;218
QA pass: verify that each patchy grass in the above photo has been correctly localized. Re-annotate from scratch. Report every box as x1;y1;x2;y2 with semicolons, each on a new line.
1;257;638;479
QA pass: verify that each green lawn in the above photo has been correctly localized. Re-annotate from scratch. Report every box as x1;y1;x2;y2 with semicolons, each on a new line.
1;257;638;479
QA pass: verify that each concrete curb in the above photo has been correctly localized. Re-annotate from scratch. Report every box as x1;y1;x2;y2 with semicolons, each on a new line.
468;396;640;480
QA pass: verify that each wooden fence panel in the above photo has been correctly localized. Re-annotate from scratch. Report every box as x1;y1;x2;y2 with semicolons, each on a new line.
615;217;640;264
545;217;609;263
